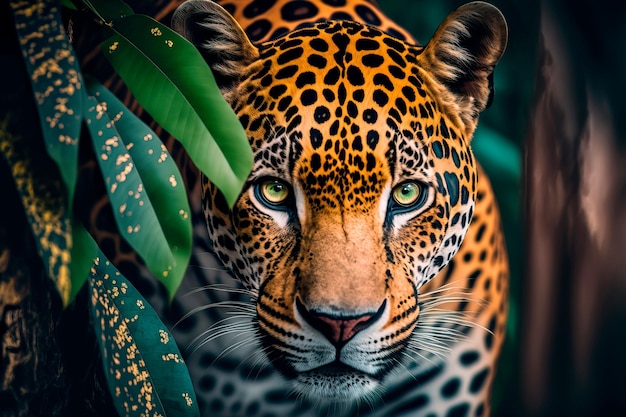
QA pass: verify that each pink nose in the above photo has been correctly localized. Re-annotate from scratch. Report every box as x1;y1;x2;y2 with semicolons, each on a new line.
296;298;387;346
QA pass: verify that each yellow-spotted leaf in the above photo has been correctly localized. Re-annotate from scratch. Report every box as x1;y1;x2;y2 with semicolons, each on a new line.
84;95;180;291
86;79;192;299
89;252;199;417
0;119;72;305
9;0;82;206
100;14;252;207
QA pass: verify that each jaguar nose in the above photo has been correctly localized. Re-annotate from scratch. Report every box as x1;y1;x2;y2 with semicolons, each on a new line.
296;298;387;346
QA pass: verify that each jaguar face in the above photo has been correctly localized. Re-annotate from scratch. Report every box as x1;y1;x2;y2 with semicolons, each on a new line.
173;0;507;400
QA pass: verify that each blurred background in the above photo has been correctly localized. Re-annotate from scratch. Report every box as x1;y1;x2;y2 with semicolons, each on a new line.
380;1;626;416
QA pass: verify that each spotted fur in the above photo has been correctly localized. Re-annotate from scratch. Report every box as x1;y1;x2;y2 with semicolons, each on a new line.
172;0;508;415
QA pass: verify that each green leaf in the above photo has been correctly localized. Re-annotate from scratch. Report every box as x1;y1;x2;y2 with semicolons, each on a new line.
89;252;200;417
86;79;192;299
70;220;98;301
101;14;253;207
84;95;181;289
0;118;72;305
60;0;77;10
9;0;83;206
79;0;134;23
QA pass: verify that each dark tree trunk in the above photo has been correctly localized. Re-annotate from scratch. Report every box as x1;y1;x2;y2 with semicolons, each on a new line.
521;1;626;416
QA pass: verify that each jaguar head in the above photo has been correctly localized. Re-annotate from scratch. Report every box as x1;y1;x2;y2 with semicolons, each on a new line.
173;0;507;400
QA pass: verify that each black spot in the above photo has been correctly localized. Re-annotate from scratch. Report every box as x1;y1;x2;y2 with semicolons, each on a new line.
441;378;461;398
310;153;321;172
277;96;292;111
331;32;350;50
388;65;406;79
314;106;330;123
347;101;358;117
329;120;339;135
296;71;316;88
199;374;217;391
355;38;380;51
243;0;277;18
366;130;379;150
366;153;376;171
347;65;365;86
363;109;377;124
280;1;319;21
279;38;304;50
353;89;364;102
387;49;406;68
475;224;486;242
432;141;444;158
362;53;384;68
374;73;394;91
301;89;317;106
277;47;304;65
451;148;461;167
269;85;287;99
245;401;261;416
383;36;406;53
260;74;273;87
485;315;497;349
444;172;460;206
355;4;382;25
476;403;485;417
275;65;298;79
460;350;479;367
284;105;298;122
440;118;450;139
352;136;363;151
395;97;407;115
246;19;272;42
388;394;429;415
310;38;329;52
468;269;481;289
338;83;347;104
322;0;346;6
310;128;323;149
373;89;389;107
324;66;341;85
330;11;353;20
402;85;416;101
461;185;470;205
469;368;490;394
447;403;470;417
209;399;225;413
222;382;235;397
307;54;327;69
323;88;335;102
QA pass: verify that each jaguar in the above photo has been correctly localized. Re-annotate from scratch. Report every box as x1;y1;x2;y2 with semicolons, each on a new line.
167;0;510;416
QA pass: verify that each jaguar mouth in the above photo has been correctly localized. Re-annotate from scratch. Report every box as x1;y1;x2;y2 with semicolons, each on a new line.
294;361;382;401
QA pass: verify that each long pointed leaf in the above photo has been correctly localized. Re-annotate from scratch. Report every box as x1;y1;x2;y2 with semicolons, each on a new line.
89;251;200;417
100;14;252;207
86;79;192;299
70;220;99;301
84;95;178;284
0;118;72;305
9;0;83;206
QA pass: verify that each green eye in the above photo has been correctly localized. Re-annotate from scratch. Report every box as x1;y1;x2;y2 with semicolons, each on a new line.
392;182;422;207
259;179;289;205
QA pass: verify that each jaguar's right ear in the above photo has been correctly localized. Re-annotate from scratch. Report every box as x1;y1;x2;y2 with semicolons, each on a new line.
172;0;259;91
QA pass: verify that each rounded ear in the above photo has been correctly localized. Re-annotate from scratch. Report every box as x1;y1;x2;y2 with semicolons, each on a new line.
172;0;259;91
418;2;508;132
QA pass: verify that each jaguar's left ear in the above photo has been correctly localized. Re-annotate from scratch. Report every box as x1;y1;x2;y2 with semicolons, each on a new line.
172;0;259;94
418;1;507;132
